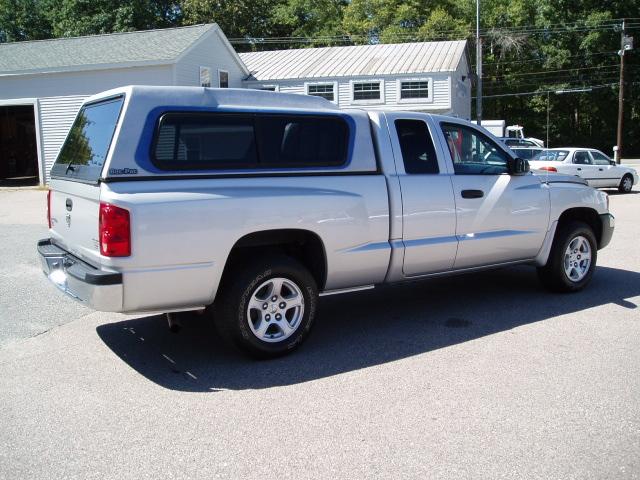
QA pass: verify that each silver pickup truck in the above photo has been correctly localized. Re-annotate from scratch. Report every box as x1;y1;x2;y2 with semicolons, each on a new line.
39;86;614;358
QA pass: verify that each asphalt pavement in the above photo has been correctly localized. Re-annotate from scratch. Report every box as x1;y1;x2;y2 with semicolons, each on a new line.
0;186;638;479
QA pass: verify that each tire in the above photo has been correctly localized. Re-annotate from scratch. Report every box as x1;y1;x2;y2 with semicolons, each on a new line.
214;254;318;359
537;221;597;293
619;174;634;193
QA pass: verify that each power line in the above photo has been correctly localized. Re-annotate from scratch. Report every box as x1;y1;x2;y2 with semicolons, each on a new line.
472;82;619;98
229;18;640;45
480;50;618;67
483;63;620;80
483;73;630;92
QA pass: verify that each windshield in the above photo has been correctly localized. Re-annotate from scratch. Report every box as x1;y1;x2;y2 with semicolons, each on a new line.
50;96;123;182
533;150;569;161
512;148;542;160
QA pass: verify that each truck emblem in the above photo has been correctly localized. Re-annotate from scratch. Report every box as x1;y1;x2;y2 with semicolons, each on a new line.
109;168;138;175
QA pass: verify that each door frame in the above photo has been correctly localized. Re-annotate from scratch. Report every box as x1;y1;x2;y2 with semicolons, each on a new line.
0;98;45;186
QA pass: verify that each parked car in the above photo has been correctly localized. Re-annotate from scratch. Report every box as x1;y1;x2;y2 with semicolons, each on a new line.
39;86;614;358
510;147;544;160
530;148;638;193
499;138;541;148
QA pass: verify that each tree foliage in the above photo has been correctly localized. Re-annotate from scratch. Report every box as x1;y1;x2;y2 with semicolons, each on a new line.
0;0;639;155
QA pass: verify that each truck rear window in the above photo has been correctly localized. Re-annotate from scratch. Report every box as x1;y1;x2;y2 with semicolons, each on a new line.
152;113;349;170
50;97;123;183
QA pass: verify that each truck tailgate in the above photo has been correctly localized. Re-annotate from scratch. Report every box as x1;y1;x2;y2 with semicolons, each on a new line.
49;179;101;265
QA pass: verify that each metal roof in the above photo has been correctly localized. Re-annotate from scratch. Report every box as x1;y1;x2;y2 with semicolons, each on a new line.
240;40;468;81
0;24;223;76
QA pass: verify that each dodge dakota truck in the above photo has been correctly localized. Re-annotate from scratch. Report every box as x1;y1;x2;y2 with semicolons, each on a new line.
38;86;614;358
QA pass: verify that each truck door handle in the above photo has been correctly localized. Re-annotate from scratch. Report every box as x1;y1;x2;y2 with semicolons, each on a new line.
598;168;603;171
461;189;484;199
577;168;582;171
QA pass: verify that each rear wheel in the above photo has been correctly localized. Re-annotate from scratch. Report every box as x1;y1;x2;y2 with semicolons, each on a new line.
619;174;633;193
537;221;597;292
214;255;318;359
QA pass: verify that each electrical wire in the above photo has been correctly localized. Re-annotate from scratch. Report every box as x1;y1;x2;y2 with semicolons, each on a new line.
228;17;640;45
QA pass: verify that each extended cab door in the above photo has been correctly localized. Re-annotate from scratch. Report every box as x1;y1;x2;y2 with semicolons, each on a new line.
387;114;458;276
437;120;550;269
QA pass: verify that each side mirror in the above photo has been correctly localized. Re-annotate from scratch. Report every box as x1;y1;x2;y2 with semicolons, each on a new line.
508;157;530;175
610;160;617;166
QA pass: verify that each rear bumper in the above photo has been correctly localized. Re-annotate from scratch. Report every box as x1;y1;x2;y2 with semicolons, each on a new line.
599;213;615;249
37;239;123;312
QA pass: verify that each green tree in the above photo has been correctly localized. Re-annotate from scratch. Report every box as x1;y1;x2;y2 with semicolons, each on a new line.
0;0;52;42
181;0;285;39
46;0;181;37
270;0;348;45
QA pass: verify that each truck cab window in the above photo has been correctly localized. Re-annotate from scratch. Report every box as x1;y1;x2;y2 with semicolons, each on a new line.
395;119;439;174
441;123;509;175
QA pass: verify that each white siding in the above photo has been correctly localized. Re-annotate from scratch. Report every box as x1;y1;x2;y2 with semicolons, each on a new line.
450;55;471;120
39;95;87;181
0;65;174;99
174;29;245;88
244;73;456;113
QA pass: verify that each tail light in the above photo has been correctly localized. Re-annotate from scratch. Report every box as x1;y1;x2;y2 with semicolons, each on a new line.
539;166;557;172
99;202;131;257
47;190;52;228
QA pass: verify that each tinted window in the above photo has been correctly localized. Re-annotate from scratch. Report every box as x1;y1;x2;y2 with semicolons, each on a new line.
395;120;439;174
154;114;257;169
256;115;347;167
512;148;542;160
51;97;123;182
153;113;348;170
591;151;611;165
573;151;592;165
442;123;509;175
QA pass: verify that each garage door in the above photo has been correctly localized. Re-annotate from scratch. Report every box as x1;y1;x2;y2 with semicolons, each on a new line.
0;105;38;186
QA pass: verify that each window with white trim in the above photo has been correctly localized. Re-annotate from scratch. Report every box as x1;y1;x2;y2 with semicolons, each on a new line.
307;83;335;101
352;82;381;101
218;70;229;88
399;80;430;99
199;66;211;87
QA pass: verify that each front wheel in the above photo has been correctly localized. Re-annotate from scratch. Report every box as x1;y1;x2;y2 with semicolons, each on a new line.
537;221;597;292
214;255;318;359
619;174;634;193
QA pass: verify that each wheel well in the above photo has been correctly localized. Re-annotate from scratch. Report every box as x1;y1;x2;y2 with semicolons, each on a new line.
557;208;602;246
223;229;327;289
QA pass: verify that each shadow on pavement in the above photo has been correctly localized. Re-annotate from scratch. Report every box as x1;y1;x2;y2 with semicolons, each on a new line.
601;188;639;196
97;265;639;392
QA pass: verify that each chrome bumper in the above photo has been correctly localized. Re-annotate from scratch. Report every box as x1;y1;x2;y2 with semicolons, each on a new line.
37;239;123;312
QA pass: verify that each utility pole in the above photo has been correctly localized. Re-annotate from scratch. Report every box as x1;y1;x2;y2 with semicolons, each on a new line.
476;0;482;126
546;91;550;147
616;19;632;164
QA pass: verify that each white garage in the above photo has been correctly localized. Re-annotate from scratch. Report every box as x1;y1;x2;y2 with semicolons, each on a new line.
0;23;248;186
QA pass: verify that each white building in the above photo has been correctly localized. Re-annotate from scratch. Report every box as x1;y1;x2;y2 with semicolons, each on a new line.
0;24;248;185
0;24;470;186
241;41;470;117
